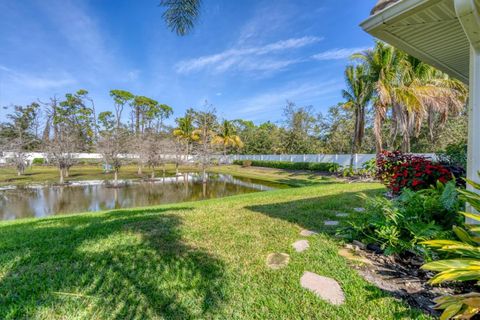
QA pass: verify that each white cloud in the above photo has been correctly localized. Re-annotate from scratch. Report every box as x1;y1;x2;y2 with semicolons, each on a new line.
0;65;76;89
175;36;322;74
312;47;370;61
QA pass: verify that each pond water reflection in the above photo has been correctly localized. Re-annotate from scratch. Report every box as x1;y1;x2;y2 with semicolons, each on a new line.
0;173;283;220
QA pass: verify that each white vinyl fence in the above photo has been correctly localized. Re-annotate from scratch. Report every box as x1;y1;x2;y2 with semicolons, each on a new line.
227;153;437;169
228;154;375;169
0;152;437;170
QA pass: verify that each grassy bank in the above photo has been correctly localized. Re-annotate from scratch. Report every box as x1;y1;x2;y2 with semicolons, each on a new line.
0;180;430;319
0;164;333;187
0;164;194;186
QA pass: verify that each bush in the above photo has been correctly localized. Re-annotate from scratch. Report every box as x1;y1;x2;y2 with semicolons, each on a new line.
341;181;460;256
421;177;480;320
241;160;252;167
377;151;454;194
376;151;419;184
390;157;453;194
361;158;377;177
233;160;339;172
32;158;45;165
436;142;467;187
437;142;467;169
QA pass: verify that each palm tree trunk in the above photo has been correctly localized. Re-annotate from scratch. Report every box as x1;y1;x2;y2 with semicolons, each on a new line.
374;105;385;153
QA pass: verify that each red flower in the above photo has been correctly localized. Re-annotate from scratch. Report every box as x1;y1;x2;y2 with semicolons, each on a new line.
412;179;423;187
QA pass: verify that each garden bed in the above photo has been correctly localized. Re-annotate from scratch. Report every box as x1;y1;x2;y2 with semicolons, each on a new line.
342;242;476;318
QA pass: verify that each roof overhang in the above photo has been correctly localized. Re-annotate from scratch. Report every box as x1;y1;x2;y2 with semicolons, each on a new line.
361;0;479;84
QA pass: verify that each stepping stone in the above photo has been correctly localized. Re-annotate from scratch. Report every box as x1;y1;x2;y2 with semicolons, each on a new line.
266;253;290;269
324;220;339;226
338;248;372;265
300;271;345;305
292;240;309;252
336;212;349;218
300;229;318;237
354;207;366;212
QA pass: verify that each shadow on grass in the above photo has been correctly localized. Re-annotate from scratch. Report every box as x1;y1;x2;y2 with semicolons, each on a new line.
246;188;384;234
247;187;430;318
0;207;226;319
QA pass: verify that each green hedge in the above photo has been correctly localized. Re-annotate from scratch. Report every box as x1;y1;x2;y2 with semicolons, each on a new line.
32;158;45;165
233;160;339;172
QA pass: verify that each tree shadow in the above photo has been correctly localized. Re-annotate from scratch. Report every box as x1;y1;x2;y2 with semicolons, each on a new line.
362;284;438;318
0;207;226;319
246;187;431;318
245;188;384;234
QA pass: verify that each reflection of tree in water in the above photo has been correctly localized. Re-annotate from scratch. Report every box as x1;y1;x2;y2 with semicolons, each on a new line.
0;173;275;220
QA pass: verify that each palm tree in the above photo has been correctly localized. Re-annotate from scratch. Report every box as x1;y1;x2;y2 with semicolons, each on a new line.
159;0;202;36
342;64;373;166
392;55;467;152
352;41;400;153
213;120;244;158
173;113;195;161
354;42;467;152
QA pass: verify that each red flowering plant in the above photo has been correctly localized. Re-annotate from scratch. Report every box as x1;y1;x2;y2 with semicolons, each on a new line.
376;151;418;184
377;151;453;194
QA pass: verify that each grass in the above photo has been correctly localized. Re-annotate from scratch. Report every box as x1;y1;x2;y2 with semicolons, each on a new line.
0;171;432;319
0;164;194;186
0;164;333;187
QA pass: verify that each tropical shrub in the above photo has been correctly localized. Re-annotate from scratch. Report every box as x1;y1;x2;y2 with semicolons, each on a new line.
342;181;460;256
421;177;480;320
436;142;467;188
376;151;453;194
376;151;420;184
437;142;468;169
389;157;453;194
232;160;339;172
361;158;377;177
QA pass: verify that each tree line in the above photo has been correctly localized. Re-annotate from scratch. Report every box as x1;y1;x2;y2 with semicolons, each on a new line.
0;41;469;182
0;91;244;184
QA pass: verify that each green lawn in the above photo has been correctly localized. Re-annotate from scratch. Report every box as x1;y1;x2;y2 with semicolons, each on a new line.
0;164;333;187
0;164;191;186
0;172;431;319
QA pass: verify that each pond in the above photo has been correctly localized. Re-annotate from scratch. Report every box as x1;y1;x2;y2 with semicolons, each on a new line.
0;173;284;221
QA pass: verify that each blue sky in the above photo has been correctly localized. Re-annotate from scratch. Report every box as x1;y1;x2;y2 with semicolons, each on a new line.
0;0;377;125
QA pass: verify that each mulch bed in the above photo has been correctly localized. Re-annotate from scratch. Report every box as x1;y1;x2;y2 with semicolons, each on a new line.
344;242;477;317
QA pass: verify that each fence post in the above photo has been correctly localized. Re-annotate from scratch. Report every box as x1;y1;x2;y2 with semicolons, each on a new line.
303;154;306;162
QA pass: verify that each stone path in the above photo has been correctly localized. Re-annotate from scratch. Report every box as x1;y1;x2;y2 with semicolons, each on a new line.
264;225;348;306
336;212;349;218
354;207;366;212
338;248;372;265
324;220;339;226
292;240;309;252
300;271;345;305
300;229;317;236
266;253;290;269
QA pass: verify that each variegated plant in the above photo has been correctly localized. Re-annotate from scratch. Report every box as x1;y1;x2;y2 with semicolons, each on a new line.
421;175;480;320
